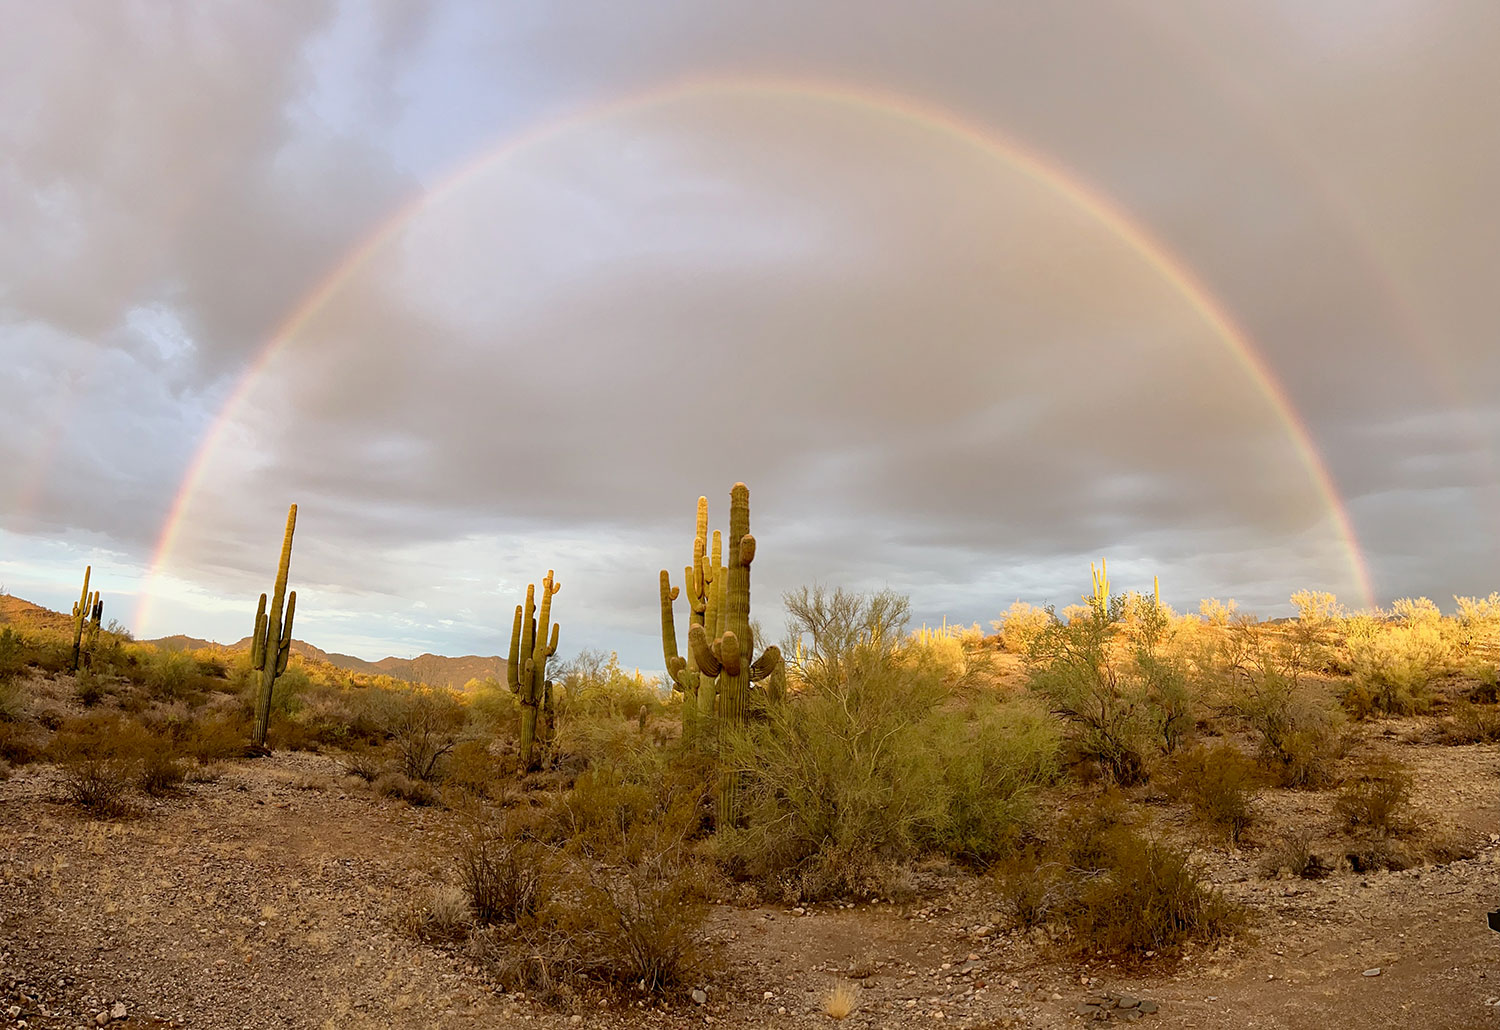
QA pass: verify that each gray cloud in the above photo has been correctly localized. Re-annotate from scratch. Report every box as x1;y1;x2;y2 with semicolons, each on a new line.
4;1;1497;667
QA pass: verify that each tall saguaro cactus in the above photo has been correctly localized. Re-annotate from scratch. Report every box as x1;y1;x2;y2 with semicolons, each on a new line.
660;498;726;735
251;504;298;749
683;483;784;826
81;596;104;670
508;570;560;772
69;566;94;672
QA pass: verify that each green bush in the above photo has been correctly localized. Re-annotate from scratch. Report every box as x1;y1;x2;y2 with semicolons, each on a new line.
1165;743;1257;845
1058;830;1242;959
920;695;1060;864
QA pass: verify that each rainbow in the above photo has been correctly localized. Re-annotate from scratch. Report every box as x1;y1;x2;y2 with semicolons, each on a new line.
134;76;1375;633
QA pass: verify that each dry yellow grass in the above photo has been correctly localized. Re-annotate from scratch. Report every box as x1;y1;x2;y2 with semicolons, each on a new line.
823;980;857;1020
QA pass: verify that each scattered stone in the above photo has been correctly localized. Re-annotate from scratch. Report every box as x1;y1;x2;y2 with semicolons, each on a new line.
110;1002;127;1020
691;989;708;1006
1363;968;1382;977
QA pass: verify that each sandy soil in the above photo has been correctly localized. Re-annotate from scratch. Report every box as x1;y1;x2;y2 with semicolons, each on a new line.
5;736;1500;1030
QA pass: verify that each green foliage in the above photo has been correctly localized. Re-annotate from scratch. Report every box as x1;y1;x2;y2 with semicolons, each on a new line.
719;612;1059;897
919;695;1061;863
1164;743;1257;845
1027;588;1154;785
1058;829;1242;960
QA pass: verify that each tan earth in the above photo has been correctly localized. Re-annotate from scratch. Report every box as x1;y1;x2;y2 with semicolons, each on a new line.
5;734;1500;1030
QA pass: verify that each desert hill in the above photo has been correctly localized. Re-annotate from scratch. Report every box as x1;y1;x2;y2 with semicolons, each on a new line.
2;594;503;690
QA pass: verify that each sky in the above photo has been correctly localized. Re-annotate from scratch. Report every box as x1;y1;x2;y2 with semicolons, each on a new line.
2;1;1498;669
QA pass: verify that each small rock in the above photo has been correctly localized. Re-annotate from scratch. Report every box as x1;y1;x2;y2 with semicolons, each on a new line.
96;1014;109;1028
111;1002;127;1020
569;1016;582;1025
6;1006;20;1019
691;989;708;1006
1138;1000;1159;1014
1362;968;1382;977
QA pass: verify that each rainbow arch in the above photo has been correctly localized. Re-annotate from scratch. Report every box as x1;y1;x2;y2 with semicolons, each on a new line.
135;76;1375;632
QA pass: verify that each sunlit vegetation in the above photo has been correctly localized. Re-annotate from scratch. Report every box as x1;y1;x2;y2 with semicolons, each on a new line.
4;517;1499;1002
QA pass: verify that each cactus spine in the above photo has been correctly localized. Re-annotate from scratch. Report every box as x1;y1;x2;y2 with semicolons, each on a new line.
683;483;783;827
251;504;298;749
508;570;560;772
69;566;93;672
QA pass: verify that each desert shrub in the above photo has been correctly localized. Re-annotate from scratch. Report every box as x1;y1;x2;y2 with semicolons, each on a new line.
372;771;438;806
0;627;25;683
387;687;465;781
397;885;472;943
180;713;248;763
993;850;1070;929
1165;743;1257;845
782;584;911;691
1056;791;1136;872
460;819;551;924
467;677;521;737
73;668;106;707
340;746;385;783
993;601;1051;655
1259;830;1332;880
1333;756;1413;836
555;650;665;724
466;821;711;997
564;844;711;991
0;675;26;723
1342;836;1419;873
1225;663;1344;789
445;737;497;795
1027;595;1155;786
717;650;947;899
1455;593;1500;657
920;695;1061;864
1340;614;1453;718
48;713;141;817
0;720;42;766
145;649;209;699
1058;830;1242;959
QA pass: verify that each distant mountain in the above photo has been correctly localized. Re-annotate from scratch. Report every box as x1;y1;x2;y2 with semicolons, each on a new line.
144;627;504;690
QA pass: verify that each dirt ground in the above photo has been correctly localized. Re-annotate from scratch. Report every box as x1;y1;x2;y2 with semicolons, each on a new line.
5;735;1500;1030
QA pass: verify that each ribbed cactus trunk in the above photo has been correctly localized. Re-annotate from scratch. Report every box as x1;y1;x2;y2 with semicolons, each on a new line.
69;566;92;673
251;504;298;749
82;597;103;670
508;571;560;772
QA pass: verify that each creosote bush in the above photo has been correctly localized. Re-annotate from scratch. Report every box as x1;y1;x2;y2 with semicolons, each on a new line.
1165;743;1257;845
1333;756;1414;836
1057;828;1242;960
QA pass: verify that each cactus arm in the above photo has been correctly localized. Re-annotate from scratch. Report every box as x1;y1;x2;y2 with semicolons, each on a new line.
252;594;268;670
750;644;782;681
546;621;559;658
276;591;296;675
739;533;756;566
689;623;722;677
506;605;523;691
719;630;742;677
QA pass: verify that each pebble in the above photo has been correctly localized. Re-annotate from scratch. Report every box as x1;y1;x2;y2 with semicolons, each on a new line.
1363;968;1382;977
691;988;708;1005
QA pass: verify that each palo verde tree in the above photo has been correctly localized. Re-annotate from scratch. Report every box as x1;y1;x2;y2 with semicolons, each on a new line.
250;504;298;749
508;569;561;772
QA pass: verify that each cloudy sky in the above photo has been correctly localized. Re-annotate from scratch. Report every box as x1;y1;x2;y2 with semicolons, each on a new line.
3;1;1497;668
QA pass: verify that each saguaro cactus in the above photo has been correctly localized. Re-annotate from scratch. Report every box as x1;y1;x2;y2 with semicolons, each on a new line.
508;570;560;772
684;483;784;825
251;504;298;749
661;498;729;735
81;596;104;670
69;566;93;672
